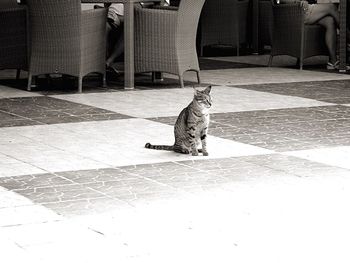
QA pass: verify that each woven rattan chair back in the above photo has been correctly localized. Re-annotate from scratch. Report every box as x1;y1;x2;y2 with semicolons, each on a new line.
0;0;27;79
199;0;249;56
177;0;205;48
268;0;328;69
27;0;81;76
26;0;107;92
134;0;205;88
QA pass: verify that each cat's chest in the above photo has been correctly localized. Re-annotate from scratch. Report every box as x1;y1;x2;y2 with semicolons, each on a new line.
195;114;209;129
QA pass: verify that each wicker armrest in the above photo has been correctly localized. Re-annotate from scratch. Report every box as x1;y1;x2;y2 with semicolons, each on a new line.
135;7;178;22
272;3;304;27
135;7;178;31
81;8;107;65
81;8;107;36
151;5;178;10
272;2;304;37
139;1;163;8
135;7;178;58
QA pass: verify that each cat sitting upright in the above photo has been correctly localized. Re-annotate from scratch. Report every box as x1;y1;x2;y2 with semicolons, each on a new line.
145;86;212;156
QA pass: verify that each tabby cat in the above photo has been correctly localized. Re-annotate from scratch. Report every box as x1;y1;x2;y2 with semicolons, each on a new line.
145;86;212;156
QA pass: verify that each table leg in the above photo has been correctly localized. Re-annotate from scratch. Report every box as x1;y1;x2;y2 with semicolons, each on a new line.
124;1;135;89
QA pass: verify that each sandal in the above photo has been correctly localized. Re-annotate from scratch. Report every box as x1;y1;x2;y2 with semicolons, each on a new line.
326;61;339;70
106;63;121;76
327;61;350;71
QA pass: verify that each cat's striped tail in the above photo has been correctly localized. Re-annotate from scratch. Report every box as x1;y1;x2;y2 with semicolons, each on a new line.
145;143;174;151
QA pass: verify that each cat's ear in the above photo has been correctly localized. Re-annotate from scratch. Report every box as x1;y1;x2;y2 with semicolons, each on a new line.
203;86;212;94
193;86;200;95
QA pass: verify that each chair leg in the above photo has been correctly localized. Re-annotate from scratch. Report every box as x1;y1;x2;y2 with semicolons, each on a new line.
78;77;83;93
299;59;303;70
16;69;21;80
179;75;184;88
27;73;32;91
102;73;107;88
268;55;273;67
200;44;204;57
196;71;201;84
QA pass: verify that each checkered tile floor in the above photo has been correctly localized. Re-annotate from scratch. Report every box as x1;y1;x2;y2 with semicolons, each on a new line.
1;57;350;263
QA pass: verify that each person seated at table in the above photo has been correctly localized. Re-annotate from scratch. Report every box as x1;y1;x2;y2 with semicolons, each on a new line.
281;0;347;70
105;3;124;75
104;1;170;75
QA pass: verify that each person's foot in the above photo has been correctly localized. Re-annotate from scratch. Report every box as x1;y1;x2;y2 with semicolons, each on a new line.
327;61;340;70
106;63;121;76
327;61;350;71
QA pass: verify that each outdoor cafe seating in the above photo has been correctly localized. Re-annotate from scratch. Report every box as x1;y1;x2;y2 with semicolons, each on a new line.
0;0;348;92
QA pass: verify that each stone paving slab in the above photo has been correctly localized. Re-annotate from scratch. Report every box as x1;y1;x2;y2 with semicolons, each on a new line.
1;61;350;262
52;86;331;118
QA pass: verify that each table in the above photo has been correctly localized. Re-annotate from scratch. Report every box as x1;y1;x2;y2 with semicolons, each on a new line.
252;0;348;72
81;0;163;89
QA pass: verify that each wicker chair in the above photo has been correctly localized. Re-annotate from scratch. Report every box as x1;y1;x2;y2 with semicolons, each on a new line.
26;0;107;93
0;0;27;79
268;1;328;69
134;0;205;88
198;0;250;56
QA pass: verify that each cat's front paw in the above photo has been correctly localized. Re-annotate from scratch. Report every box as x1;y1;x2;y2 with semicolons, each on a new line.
192;151;199;156
202;151;209;156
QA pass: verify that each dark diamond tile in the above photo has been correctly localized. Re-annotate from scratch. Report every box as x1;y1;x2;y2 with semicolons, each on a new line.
15;184;105;203
86;180;176;200
43;197;130;217
0;118;41;127
150;105;350;151
177;158;245;171
0;174;73;190
147;116;177;126
239;154;350;177
59;168;139;184
237;80;350;104
0;96;133;127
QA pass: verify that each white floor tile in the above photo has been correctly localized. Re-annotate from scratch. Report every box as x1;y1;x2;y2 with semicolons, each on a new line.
0;205;61;227
0;190;34;208
53;86;331;118
0;234;39;263
0;85;42;99
0;153;47;177
1;220;101;247
0;119;272;174
284;146;350;170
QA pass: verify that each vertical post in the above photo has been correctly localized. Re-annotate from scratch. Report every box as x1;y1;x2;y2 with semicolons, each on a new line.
124;0;135;89
339;0;347;72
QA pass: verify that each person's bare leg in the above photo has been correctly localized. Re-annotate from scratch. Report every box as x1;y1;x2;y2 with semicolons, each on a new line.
106;34;124;67
317;16;337;64
306;4;339;27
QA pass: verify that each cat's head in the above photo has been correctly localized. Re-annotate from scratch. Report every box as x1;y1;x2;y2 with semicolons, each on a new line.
193;86;212;110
